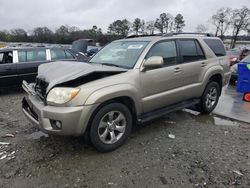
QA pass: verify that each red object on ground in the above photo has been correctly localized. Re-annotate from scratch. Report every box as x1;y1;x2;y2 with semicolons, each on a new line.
243;93;250;102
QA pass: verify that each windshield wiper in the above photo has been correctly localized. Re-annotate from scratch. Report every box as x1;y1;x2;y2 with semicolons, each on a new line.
101;63;130;69
100;63;121;67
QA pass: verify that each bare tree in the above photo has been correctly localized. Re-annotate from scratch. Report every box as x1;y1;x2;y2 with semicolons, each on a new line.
230;6;250;48
211;8;231;40
146;21;155;34
155;13;173;33
196;24;208;33
132;18;146;35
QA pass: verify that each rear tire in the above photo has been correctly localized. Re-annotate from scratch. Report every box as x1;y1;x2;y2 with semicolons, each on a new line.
89;103;132;152
197;81;220;114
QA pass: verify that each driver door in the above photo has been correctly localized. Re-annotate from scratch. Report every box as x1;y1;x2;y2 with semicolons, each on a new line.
140;40;184;113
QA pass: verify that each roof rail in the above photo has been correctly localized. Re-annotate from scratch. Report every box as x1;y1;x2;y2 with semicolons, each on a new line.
162;32;214;37
126;34;162;39
125;32;214;39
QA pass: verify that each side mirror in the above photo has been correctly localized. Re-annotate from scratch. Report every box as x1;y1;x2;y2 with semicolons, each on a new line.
142;56;164;71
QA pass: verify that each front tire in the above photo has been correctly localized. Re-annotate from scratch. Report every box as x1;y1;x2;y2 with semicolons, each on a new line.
89;103;132;152
197;81;220;114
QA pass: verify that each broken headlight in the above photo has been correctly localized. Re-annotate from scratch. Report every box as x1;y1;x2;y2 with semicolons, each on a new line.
47;87;80;104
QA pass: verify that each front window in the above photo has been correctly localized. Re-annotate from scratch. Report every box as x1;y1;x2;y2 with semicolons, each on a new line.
0;51;13;64
89;41;149;69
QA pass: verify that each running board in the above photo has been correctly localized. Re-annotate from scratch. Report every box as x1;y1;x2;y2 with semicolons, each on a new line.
137;99;200;124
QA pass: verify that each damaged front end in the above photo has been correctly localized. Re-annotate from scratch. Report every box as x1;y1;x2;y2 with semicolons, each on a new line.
23;61;127;103
21;61;127;136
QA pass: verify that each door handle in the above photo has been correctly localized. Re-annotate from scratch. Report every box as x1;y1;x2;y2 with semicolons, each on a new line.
201;62;207;67
174;67;182;72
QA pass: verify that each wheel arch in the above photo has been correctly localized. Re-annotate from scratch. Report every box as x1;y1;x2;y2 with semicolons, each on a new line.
84;95;138;139
208;73;223;95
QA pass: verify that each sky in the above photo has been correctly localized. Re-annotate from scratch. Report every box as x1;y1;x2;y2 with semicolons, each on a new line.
0;0;249;34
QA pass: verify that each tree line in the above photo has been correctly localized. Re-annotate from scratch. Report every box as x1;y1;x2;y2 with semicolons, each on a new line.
0;6;249;48
196;6;250;48
0;13;185;45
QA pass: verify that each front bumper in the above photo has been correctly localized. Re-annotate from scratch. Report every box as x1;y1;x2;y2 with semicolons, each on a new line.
22;95;98;136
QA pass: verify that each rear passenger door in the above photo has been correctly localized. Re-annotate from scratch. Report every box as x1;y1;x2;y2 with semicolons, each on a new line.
177;39;206;99
16;49;49;84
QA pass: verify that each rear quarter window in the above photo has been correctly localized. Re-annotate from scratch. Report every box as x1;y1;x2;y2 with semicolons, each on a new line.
203;39;226;57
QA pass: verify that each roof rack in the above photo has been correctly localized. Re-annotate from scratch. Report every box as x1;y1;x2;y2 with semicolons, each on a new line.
125;34;162;39
162;32;214;37
125;32;214;39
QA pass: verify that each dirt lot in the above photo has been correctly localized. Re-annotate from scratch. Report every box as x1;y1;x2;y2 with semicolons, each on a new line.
0;89;250;188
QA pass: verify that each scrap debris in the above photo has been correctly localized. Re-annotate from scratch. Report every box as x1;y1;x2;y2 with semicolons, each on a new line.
1;133;15;138
0;142;16;160
168;134;175;139
233;170;244;176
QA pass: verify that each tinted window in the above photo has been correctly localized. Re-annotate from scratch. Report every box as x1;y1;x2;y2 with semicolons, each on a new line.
179;40;205;62
65;50;75;59
51;49;66;60
0;53;3;63
147;41;177;66
27;49;46;62
18;51;27;62
204;39;226;57
0;51;13;64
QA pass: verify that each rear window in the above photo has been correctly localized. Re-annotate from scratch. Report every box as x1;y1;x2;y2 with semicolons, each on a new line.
204;39;226;57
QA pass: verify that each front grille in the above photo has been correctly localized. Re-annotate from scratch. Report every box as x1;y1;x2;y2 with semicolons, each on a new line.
34;78;48;101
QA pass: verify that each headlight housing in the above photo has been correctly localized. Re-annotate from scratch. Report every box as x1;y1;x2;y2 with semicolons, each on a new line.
47;87;80;104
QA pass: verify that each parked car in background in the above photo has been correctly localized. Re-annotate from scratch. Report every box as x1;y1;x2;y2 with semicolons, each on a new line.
227;48;241;66
230;54;250;84
239;48;250;61
0;47;76;88
227;48;250;66
69;39;100;61
22;33;230;152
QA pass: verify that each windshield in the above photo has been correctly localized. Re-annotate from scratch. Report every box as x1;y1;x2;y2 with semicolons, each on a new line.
89;41;149;69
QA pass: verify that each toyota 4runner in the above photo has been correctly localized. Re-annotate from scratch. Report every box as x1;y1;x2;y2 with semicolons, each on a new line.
22;33;231;152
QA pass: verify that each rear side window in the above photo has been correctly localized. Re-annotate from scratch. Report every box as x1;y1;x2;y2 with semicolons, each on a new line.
147;41;178;66
51;49;75;60
51;49;66;60
27;49;46;62
204;39;226;57
179;39;205;62
65;50;75;59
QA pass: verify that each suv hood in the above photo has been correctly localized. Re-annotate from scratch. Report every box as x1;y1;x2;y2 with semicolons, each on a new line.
37;61;127;91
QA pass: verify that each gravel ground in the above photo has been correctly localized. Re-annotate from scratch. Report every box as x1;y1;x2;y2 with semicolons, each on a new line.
0;89;250;188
